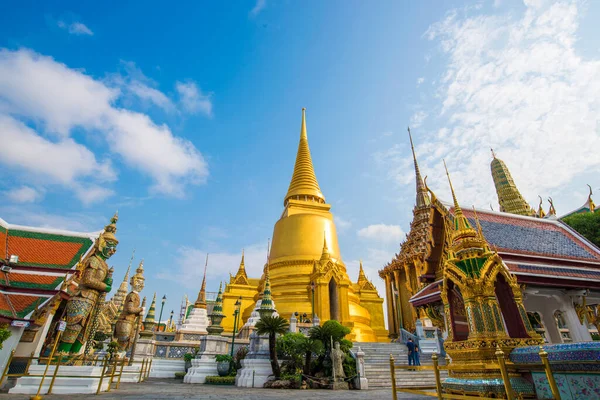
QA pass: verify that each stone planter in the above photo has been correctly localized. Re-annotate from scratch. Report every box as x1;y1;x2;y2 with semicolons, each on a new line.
216;361;230;377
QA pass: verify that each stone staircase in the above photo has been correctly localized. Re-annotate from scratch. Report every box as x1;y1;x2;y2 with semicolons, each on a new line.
353;342;447;389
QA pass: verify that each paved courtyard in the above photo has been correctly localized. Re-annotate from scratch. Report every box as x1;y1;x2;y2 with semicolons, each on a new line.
0;378;431;399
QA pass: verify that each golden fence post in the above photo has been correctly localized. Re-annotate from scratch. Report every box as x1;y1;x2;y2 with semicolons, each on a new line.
24;352;34;376
116;357;126;389
47;354;63;395
32;329;63;400
539;346;561;400
432;353;443;400
389;354;397;400
107;355;118;392
138;359;145;383
0;349;15;386
146;358;152;379
495;346;515;400
96;356;109;395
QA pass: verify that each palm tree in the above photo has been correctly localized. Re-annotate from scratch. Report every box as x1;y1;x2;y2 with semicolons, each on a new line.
255;315;289;378
299;337;323;375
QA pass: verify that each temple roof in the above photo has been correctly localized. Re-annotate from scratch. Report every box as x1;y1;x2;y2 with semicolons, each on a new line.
284;108;325;206
0;217;99;321
455;208;600;262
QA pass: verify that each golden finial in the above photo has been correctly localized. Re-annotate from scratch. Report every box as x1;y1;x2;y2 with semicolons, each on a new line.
547;197;556;216
537;196;546;218
123;249;135;282
320;231;331;261
587;184;595;213
491;148;496;159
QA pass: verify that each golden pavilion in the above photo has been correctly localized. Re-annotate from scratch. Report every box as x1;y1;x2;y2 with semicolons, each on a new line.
220;109;388;342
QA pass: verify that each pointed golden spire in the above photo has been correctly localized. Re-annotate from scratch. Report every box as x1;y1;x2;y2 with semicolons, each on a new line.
408;127;430;208
357;260;368;285
232;250;249;285
443;160;471;233
194;254;208;308
490;150;532;216
320;232;330;261
284;108;325;206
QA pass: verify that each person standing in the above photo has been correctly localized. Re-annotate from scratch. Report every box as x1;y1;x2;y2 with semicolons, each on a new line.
414;344;421;366
406;338;415;366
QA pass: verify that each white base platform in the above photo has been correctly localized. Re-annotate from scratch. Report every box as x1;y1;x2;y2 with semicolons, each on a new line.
235;358;273;388
10;365;109;394
149;359;185;378
120;365;142;383
183;356;217;384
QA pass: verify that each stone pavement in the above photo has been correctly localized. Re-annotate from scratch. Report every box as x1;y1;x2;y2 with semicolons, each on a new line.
0;378;432;399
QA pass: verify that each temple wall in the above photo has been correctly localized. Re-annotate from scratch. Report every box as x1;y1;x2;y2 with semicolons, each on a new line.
523;288;592;344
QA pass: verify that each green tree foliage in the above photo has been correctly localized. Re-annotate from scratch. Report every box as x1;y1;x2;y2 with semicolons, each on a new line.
0;325;11;349
255;315;289;378
276;332;324;375
563;212;600;248
309;320;351;377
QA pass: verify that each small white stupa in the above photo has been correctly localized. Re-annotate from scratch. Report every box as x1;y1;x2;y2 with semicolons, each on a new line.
179;256;210;338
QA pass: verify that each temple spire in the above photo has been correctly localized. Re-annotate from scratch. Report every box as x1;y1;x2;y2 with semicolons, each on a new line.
145;293;156;323
444;160;480;252
408;127;430;208
490;151;532;216
284;108;325;206
357;260;368;285
232;250;249;285
443;160;470;232
194;254;208;309
320;232;331;261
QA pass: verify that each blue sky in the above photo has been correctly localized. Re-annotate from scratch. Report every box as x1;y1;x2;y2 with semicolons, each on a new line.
1;0;600;324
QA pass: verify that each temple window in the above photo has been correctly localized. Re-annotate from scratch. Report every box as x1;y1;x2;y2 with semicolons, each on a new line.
553;310;572;343
527;312;547;343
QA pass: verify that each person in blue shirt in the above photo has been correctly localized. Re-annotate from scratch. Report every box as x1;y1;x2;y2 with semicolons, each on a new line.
414;344;421;366
406;338;415;366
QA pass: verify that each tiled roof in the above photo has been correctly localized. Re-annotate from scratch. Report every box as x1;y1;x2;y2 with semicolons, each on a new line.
6;230;93;269
454;209;600;262
0;293;48;319
507;263;600;281
409;280;442;306
0;273;63;291
0;217;100;320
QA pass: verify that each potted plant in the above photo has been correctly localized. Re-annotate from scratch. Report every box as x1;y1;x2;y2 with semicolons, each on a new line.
215;354;233;377
106;341;119;360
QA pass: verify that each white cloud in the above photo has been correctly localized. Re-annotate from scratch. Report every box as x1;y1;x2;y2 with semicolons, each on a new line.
0;206;103;232
334;215;352;231
58;20;93;36
416;77;425;86
176;81;213;116
388;1;600;211
357;224;404;243
0;48;209;200
250;0;267;17
158;243;267;290
409;110;428;128
128;81;174;111
5;186;43;203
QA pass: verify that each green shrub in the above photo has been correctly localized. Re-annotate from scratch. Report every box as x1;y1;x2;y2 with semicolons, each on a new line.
0;325;12;350
106;341;119;359
205;375;236;385
183;353;194;362
174;372;186;379
592;332;600;341
215;354;233;363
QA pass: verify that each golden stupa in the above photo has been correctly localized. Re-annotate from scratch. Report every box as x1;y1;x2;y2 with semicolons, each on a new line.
220;109;388;342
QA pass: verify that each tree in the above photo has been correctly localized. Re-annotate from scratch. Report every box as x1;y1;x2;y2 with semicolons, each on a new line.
0;324;11;349
299;337;323;375
308;320;351;354
276;332;324;375
255;315;289;378
563;212;600;248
